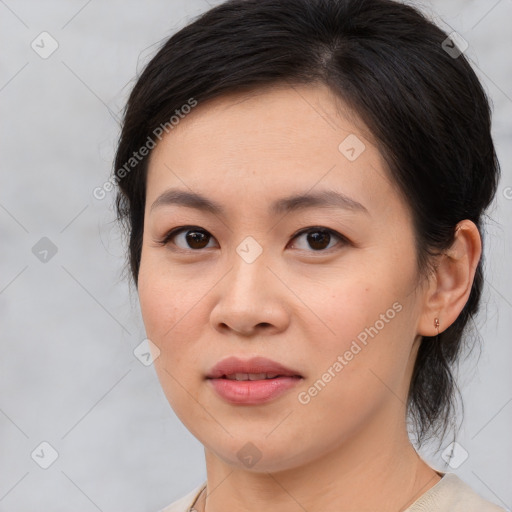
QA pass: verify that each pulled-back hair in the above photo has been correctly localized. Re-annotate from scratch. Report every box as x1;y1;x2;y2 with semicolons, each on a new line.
113;0;500;444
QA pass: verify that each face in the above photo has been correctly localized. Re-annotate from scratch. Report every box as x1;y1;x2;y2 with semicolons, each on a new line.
138;83;426;472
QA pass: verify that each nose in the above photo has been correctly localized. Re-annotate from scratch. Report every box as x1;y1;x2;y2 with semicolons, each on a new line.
209;248;290;337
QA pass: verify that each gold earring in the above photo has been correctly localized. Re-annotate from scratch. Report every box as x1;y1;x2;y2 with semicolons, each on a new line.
434;317;440;338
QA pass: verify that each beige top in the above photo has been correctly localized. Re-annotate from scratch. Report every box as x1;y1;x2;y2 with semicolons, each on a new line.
158;472;506;512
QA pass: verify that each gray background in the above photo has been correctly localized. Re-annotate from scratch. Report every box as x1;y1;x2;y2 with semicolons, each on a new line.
0;1;510;511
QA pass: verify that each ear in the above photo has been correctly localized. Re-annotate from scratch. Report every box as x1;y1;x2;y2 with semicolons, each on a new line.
417;219;482;337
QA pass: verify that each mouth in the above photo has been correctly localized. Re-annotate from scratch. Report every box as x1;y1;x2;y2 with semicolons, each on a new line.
215;372;300;381
205;356;303;404
205;356;303;380
207;373;302;404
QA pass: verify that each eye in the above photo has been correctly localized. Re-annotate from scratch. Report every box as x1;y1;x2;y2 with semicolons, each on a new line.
157;225;348;253
289;227;347;252
157;226;217;250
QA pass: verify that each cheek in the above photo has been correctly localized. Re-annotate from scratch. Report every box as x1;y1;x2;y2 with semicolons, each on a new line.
303;261;417;392
138;265;207;424
138;248;201;337
307;270;397;345
137;252;204;379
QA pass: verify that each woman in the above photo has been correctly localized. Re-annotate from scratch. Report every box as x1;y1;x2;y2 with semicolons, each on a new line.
113;0;504;510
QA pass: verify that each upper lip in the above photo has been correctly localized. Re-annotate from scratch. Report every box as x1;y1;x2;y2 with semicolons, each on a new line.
206;356;303;379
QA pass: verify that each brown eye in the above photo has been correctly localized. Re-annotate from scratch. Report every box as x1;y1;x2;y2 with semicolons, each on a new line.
159;225;347;253
306;230;331;250
183;230;211;249
290;228;346;252
161;227;217;250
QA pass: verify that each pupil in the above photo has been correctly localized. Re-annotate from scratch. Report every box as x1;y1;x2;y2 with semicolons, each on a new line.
186;230;209;249
308;230;330;250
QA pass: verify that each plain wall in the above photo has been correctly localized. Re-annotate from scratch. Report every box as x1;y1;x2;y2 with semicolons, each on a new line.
1;1;511;510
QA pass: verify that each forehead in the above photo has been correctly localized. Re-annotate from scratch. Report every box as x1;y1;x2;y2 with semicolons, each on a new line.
145;82;401;219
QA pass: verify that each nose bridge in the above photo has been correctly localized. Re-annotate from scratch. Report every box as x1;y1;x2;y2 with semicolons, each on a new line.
210;233;289;334
226;234;268;302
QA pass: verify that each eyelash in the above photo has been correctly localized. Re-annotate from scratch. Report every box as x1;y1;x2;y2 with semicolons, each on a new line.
155;225;350;253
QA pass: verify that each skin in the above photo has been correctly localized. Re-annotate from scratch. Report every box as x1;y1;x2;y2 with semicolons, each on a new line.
137;82;481;512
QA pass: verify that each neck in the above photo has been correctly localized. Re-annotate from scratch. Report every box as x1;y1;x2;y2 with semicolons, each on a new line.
197;415;441;512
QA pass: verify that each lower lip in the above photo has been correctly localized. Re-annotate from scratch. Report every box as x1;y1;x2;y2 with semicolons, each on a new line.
207;376;302;405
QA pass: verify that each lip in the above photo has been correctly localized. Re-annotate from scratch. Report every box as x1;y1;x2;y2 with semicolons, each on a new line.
206;356;303;405
206;356;302;379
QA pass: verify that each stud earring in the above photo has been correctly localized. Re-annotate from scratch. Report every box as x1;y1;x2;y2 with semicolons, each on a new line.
434;317;440;339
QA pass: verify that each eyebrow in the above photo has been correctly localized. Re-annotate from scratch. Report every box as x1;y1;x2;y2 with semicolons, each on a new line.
150;188;369;216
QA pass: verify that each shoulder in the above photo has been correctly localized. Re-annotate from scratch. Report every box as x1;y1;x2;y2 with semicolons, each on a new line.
157;481;207;512
406;473;506;512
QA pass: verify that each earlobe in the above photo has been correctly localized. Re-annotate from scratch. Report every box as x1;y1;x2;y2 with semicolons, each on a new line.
417;220;482;337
